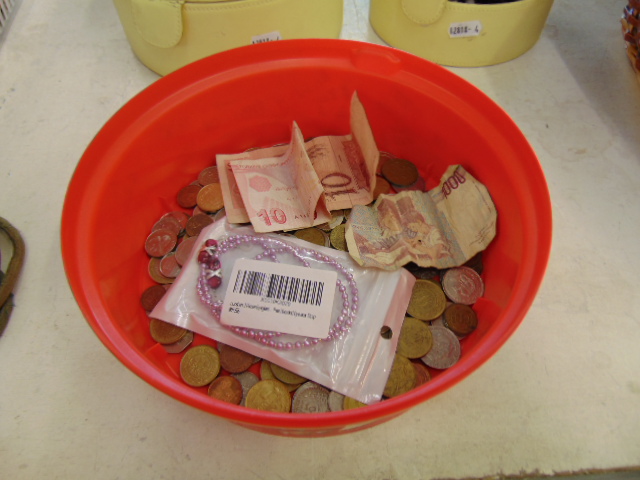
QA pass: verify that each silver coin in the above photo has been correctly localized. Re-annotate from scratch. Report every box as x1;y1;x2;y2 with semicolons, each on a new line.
292;383;330;414
441;266;484;305
162;330;194;354
292;381;321;399
213;207;226;222
232;371;259;406
328;391;345;412
420;326;461;369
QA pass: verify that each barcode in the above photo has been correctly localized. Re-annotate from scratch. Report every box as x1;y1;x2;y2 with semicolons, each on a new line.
233;270;324;306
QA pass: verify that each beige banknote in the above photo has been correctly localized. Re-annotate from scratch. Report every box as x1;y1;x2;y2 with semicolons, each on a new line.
227;122;331;233
345;165;497;270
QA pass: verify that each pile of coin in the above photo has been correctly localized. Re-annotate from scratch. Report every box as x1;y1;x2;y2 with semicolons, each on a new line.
140;155;487;412
622;1;640;82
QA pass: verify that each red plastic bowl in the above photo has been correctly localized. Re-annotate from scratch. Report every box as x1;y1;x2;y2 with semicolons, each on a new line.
61;39;552;437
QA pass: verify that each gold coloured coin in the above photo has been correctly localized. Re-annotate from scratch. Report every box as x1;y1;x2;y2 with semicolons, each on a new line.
148;257;174;284
343;396;367;410
294;227;328;247
383;354;416;398
179;345;221;387
406;279;447;321
149;318;188;345
329;224;348;251
245;379;292;413
196;183;224;213
270;362;307;385
260;361;300;392
163;330;194;354
397;316;433;359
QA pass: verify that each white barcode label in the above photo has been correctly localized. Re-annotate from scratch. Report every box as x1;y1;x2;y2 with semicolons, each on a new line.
220;258;336;338
251;31;282;45
449;21;482;38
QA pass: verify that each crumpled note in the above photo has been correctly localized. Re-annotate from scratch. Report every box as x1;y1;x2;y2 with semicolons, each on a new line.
345;165;497;270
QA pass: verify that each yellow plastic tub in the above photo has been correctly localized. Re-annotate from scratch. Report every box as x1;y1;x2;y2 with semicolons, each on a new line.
370;0;554;67
113;0;344;75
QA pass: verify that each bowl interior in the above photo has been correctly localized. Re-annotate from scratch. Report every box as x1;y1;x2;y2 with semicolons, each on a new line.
62;39;551;436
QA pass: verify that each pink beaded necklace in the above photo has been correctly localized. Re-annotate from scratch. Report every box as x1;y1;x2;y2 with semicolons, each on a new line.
196;234;359;350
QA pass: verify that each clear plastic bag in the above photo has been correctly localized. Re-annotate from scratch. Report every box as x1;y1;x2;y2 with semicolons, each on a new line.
151;218;415;404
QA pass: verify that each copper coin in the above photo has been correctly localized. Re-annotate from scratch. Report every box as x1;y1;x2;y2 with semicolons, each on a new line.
140;284;167;311
245;379;292;413
163;330;194;354
219;343;256;373
441;266;484;305
159;252;181;278
383;354;417;398
144;228;177;257
412;361;431;387
180;345;221;387
421;326;461;369
292;384;330;414
185;213;214;237
377;151;397;174
149;318;188;345
207;375;243;405
393;176;426;193
165;211;190;231
198;166;220;186
177;184;202;209
196;183;224;212
381;157;419;187
372;175;392;199
151;215;183;236
175;236;198;266
148;257;173;284
443;303;478;337
193;205;206;217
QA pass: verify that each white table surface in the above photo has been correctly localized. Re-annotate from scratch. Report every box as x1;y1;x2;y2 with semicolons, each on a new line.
1;0;639;478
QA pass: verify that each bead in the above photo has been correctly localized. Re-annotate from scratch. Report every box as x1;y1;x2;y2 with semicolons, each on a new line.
207;276;222;289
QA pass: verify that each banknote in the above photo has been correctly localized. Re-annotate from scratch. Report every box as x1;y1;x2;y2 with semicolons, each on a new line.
228;122;332;233
305;92;379;210
345;165;497;270
216;92;379;224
